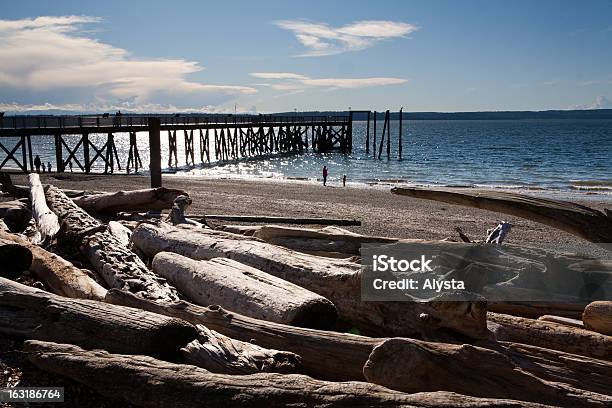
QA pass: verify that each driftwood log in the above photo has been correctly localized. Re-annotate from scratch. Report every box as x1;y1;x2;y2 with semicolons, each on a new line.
390;187;612;245
363;338;612;407
0;199;31;232
0;278;298;374
0;237;32;278
537;315;585;329
0;277;194;360
28;173;60;242
201;214;361;226
152;252;337;329
583;301;612;335
71;187;188;214
131;222;488;339
0;230;106;300
107;220;132;247
182;325;301;375
487;301;588;319
488;312;612;361
45;186;179;302
24;340;547;408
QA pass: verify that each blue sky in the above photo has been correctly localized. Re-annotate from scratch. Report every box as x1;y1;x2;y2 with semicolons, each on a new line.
1;0;611;113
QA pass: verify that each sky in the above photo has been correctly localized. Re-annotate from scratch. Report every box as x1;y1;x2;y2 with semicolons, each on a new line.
1;0;611;113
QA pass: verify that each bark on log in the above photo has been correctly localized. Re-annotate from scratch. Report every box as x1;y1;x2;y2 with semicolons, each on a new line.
488;312;612;361
0;277;195;360
201;214;361;226
363;338;612;407
71;187;188;214
152;252;337;329
537;315;584;329
0;199;31;232
0;237;32;278
131;222;488;339
391;187;612;245
583;301;612;335
28;173;60;242
45;186;179;302
0;230;106;300
182;325;301;375
24;340;548;408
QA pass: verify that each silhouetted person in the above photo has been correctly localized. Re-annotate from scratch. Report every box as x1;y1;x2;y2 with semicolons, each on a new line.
68;160;73;172
34;155;41;173
322;166;328;186
47;161;52;173
343;174;346;187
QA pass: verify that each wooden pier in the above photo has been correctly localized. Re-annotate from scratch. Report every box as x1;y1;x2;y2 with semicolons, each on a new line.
0;114;352;185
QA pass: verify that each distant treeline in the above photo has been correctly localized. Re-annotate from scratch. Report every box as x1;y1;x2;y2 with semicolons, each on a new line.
272;109;612;120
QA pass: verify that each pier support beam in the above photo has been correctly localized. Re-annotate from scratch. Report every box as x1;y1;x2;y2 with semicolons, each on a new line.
148;117;162;188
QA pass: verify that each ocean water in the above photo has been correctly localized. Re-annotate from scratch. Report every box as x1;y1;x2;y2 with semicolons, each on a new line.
3;119;611;199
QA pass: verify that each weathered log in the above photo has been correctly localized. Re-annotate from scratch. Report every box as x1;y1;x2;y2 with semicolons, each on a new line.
390;186;612;245
152;252;337;329
488;312;612;361
201;214;361;226
24;340;547;408
182;325;301;375
0;199;31;232
537;315;584;329
363;338;612;407
0;230;106;300
131;222;488;339
71;187;188;214
0;237;32;278
583;301;612;335
45;186;179;302
105;289;378;381
107;220;132;247
488;301;587;319
28;173;60;242
0;277;195;359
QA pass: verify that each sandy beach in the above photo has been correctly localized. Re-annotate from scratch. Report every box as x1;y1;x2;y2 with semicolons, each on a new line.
8;172;610;258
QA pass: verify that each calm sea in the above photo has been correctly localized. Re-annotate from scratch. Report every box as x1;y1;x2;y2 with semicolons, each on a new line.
5;119;612;199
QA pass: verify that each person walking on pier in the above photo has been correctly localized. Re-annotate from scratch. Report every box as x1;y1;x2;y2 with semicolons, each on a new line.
343;174;346;187
322;165;328;186
34;155;41;173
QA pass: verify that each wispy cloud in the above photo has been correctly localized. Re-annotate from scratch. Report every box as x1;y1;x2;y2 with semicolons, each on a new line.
0;16;256;110
0;101;248;114
275;19;418;56
250;72;407;92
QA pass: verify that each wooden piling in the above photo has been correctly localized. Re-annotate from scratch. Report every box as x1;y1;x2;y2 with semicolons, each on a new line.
386;110;391;159
398;108;403;160
148;117;162;188
373;111;377;157
366;111;371;155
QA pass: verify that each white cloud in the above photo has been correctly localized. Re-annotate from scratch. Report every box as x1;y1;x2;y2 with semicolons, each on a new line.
250;72;407;92
0;101;249;114
0;16;256;109
275;19;418;56
575;96;612;110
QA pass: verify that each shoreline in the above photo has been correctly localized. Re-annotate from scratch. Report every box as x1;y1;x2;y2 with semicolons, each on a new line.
8;172;611;258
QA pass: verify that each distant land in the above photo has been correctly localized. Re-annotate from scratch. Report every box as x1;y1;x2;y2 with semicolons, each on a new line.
2;109;612;120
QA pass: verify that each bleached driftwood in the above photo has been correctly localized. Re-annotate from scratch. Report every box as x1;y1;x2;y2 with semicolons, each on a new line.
24;340;548;408
391;187;612;245
45;186;179;302
0;230;106;300
152;253;337;328
488;312;612;361
72;187;187;214
28;173;60;242
182;325;301;375
107;220;132;247
583;301;612;336
363;338;612;407
537;315;584;329
131;222;488;339
487;301;587;319
0;237;32;277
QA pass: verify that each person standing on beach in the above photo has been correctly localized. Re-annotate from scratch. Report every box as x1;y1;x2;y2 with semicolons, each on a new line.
343;174;346;187
34;155;41;173
322;165;328;186
47;161;52;173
